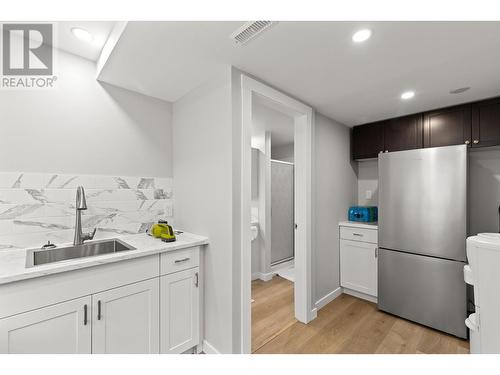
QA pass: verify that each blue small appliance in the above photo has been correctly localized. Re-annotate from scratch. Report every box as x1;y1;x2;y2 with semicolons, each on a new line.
348;206;378;222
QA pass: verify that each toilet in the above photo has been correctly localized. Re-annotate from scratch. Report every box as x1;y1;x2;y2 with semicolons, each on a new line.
465;233;500;353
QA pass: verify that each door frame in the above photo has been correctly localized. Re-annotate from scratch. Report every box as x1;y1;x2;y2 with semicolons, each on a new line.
240;75;314;354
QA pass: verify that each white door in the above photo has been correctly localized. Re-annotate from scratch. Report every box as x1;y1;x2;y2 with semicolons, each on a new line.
340;239;378;297
0;296;91;353
92;278;159;354
160;268;200;353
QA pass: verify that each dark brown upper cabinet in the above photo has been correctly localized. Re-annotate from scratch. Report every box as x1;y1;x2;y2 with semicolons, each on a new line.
472;97;500;148
423;105;471;148
352;121;384;159
384;114;423;152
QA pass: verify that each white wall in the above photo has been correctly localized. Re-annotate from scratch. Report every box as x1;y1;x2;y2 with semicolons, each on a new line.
0;46;172;177
313;113;357;304
172;67;235;354
357;160;378;206
469;148;500;235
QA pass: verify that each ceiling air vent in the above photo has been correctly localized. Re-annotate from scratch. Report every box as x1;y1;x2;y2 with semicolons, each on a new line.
230;21;277;45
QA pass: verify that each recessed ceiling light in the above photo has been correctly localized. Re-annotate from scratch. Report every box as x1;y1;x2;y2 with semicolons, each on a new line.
401;91;415;100
71;27;93;43
352;29;372;43
450;87;470;94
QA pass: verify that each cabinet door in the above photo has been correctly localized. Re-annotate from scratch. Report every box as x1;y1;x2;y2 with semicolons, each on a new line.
160;268;200;354
340;239;378;297
352;121;385;159
92;278;159;354
384;114;423;152
423;105;471;148
472;97;500;147
0;296;91;353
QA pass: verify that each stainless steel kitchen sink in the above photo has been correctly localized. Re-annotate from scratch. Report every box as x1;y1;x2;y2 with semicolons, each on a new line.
26;239;136;267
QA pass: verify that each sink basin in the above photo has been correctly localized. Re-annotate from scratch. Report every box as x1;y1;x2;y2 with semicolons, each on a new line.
26;239;136;267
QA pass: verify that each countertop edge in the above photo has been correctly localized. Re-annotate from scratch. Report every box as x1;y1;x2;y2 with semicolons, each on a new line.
338;221;378;230
0;233;209;286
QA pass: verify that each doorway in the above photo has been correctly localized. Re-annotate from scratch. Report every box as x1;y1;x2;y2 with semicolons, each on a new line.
241;75;314;354
250;100;296;352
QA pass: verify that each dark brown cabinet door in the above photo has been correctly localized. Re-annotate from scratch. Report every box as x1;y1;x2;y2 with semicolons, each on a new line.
472;97;500;148
384;114;423;152
423;105;471;148
352;121;385;159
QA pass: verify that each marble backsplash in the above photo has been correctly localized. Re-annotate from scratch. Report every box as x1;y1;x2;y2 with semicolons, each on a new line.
0;172;173;250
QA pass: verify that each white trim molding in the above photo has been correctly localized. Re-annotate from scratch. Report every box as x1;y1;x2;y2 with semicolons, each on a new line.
315;287;343;310
202;340;221;354
240;74;314;354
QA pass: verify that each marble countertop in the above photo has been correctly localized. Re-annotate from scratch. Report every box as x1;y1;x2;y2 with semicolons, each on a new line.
339;221;378;230
0;232;208;285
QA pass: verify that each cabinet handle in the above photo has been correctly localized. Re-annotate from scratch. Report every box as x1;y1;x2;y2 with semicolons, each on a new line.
175;257;190;263
473;139;479;144
84;304;88;325
385;150;388;153
352;233;363;237
465;140;470;145
375;248;378;258
97;300;102;320
194;272;199;287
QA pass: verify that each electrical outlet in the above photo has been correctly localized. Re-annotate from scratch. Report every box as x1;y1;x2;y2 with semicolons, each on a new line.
365;190;372;200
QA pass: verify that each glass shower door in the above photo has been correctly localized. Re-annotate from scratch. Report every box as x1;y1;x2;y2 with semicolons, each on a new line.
271;160;294;265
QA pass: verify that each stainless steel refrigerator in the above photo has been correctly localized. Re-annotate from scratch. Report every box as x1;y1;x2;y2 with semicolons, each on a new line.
378;144;468;338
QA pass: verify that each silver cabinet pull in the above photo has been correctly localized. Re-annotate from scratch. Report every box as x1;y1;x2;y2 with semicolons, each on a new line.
97;300;102;320
84;304;88;325
175;257;190;263
352;233;363;237
194;272;199;287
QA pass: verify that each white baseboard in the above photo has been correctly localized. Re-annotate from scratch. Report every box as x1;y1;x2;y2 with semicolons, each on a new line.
202;340;221;354
309;307;318;322
271;259;294;272
343;288;377;303
251;271;274;282
315;287;343;310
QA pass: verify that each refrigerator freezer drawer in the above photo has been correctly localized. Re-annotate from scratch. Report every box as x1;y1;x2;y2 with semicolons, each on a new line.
378;248;467;338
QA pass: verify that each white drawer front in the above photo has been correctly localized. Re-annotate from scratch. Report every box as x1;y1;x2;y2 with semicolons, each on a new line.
160;247;200;275
340;226;378;244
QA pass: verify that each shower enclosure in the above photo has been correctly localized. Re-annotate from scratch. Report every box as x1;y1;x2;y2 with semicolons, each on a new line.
271;160;294;265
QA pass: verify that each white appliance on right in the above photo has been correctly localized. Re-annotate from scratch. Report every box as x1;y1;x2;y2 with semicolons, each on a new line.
465;233;500;353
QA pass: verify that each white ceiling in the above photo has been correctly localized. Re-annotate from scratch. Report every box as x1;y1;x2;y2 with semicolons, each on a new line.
52;21;115;61
98;21;500;126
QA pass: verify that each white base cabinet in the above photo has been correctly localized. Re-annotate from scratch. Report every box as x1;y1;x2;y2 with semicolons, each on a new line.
92;278;159;354
0;246;203;354
0;296;91;354
160;268;200;354
339;225;378;300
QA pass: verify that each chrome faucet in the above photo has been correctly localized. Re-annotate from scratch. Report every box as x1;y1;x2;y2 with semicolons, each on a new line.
74;186;96;245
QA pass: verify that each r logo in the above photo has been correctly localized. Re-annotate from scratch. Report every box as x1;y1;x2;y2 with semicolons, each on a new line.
2;23;53;76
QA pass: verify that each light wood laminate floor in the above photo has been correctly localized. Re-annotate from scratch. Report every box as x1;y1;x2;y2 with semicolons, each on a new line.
251;277;469;354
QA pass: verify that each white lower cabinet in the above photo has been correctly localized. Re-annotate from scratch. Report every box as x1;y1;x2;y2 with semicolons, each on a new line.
0;296;91;354
92;278;159;354
340;238;378;297
0;246;204;354
160;267;200;354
